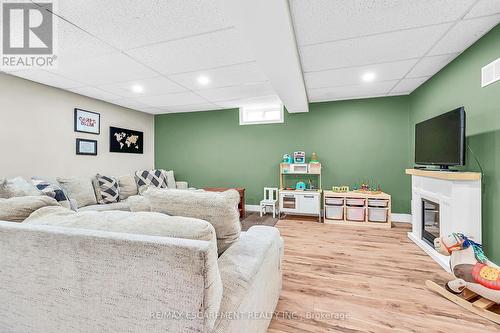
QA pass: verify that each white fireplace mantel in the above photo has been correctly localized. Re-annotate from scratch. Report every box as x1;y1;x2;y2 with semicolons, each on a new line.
405;169;482;272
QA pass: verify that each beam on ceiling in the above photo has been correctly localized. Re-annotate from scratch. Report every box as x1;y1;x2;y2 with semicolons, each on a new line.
221;0;309;113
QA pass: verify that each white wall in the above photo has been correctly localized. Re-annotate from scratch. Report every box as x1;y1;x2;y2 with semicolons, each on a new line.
0;73;154;178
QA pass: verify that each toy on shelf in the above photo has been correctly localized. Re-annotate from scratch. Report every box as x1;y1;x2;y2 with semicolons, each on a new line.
282;154;293;164
310;152;320;163
293;151;305;163
353;181;382;194
332;186;349;193
295;181;306;191
426;233;500;324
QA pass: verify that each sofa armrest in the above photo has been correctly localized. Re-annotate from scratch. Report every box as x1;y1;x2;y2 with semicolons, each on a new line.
175;181;189;189
213;226;283;333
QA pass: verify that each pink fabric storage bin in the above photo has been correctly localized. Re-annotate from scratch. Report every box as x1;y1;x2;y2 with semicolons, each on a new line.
325;206;343;220
346;207;365;221
368;199;388;207
325;197;344;205
368;208;388;222
346;198;365;206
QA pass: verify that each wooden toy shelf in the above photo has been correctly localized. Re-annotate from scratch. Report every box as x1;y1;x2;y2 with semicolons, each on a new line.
323;190;392;228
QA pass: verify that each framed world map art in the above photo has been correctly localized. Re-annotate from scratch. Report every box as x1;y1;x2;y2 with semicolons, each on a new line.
109;126;144;154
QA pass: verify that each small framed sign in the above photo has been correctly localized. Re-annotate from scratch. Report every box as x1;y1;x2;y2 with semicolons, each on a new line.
76;139;97;156
74;108;100;134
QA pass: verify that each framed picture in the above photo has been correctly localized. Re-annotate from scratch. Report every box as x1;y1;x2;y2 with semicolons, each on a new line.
109;126;144;154
76;138;98;156
74;108;100;134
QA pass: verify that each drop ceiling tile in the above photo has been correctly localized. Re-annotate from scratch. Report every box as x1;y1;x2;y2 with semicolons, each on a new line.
69;86;123;101
126;29;254;75
54;0;231;50
300;24;451;72
8;69;85;89
307;80;398;102
304;59;418;89
137;107;163;114
465;0;500;18
110;98;149;110
195;82;276;102
98;76;186;98
49;52;158;86
290;0;474;46
56;17;116;66
407;54;458;78
391;77;430;93
135;91;207;107
215;95;282;109
429;15;500;56
158;103;222;113
169;62;268;90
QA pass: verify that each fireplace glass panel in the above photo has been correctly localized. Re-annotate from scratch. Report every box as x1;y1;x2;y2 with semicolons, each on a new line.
422;199;440;246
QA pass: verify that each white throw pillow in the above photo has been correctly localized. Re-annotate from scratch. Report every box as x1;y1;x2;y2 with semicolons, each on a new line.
0;177;40;198
118;174;138;200
0;196;61;222
162;170;177;189
57;177;97;208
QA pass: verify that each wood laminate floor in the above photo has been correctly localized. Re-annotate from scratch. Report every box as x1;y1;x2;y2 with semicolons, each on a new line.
267;219;500;332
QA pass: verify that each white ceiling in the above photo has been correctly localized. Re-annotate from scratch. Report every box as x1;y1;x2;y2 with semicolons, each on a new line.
4;0;500;113
290;0;500;102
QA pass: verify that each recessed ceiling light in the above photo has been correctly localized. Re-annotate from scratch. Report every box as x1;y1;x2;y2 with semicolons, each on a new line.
131;84;144;93
362;72;376;83
197;75;211;85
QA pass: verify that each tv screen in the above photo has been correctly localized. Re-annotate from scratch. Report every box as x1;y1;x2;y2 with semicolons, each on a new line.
415;107;466;168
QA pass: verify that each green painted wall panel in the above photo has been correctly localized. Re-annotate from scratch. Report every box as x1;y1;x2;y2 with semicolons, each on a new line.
409;24;500;262
155;96;411;213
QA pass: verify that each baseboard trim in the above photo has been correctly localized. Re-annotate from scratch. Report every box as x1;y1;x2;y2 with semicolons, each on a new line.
246;204;261;212
392;213;412;223
247;204;412;223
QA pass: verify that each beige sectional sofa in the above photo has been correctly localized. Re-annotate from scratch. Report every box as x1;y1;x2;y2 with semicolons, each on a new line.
0;172;284;332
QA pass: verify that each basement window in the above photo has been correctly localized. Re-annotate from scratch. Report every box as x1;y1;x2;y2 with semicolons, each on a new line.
239;105;284;125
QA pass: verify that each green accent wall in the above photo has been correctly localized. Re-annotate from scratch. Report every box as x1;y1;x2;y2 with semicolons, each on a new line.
155;96;411;213
409;24;500;262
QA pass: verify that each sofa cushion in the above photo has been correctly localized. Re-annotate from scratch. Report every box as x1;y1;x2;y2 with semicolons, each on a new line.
31;178;71;209
0;177;39;198
118;174;138;200
135;169;168;192
78;201;131;212
57;177;97;208
0;196;61;222
93;174;120;204
25;206;217;245
142;187;241;255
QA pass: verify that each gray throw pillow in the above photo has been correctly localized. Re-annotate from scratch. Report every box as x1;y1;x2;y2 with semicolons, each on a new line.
31;178;72;209
57;177;97;208
118;174;138;200
93;174;120;204
135;169;168;192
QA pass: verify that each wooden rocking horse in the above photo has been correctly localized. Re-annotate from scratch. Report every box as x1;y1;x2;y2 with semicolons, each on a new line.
426;232;500;324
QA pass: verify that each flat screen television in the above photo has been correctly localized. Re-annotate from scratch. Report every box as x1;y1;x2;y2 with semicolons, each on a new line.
415;107;466;169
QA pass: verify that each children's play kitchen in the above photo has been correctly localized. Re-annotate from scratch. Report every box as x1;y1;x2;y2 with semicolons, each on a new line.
278;151;392;227
279;151;322;222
